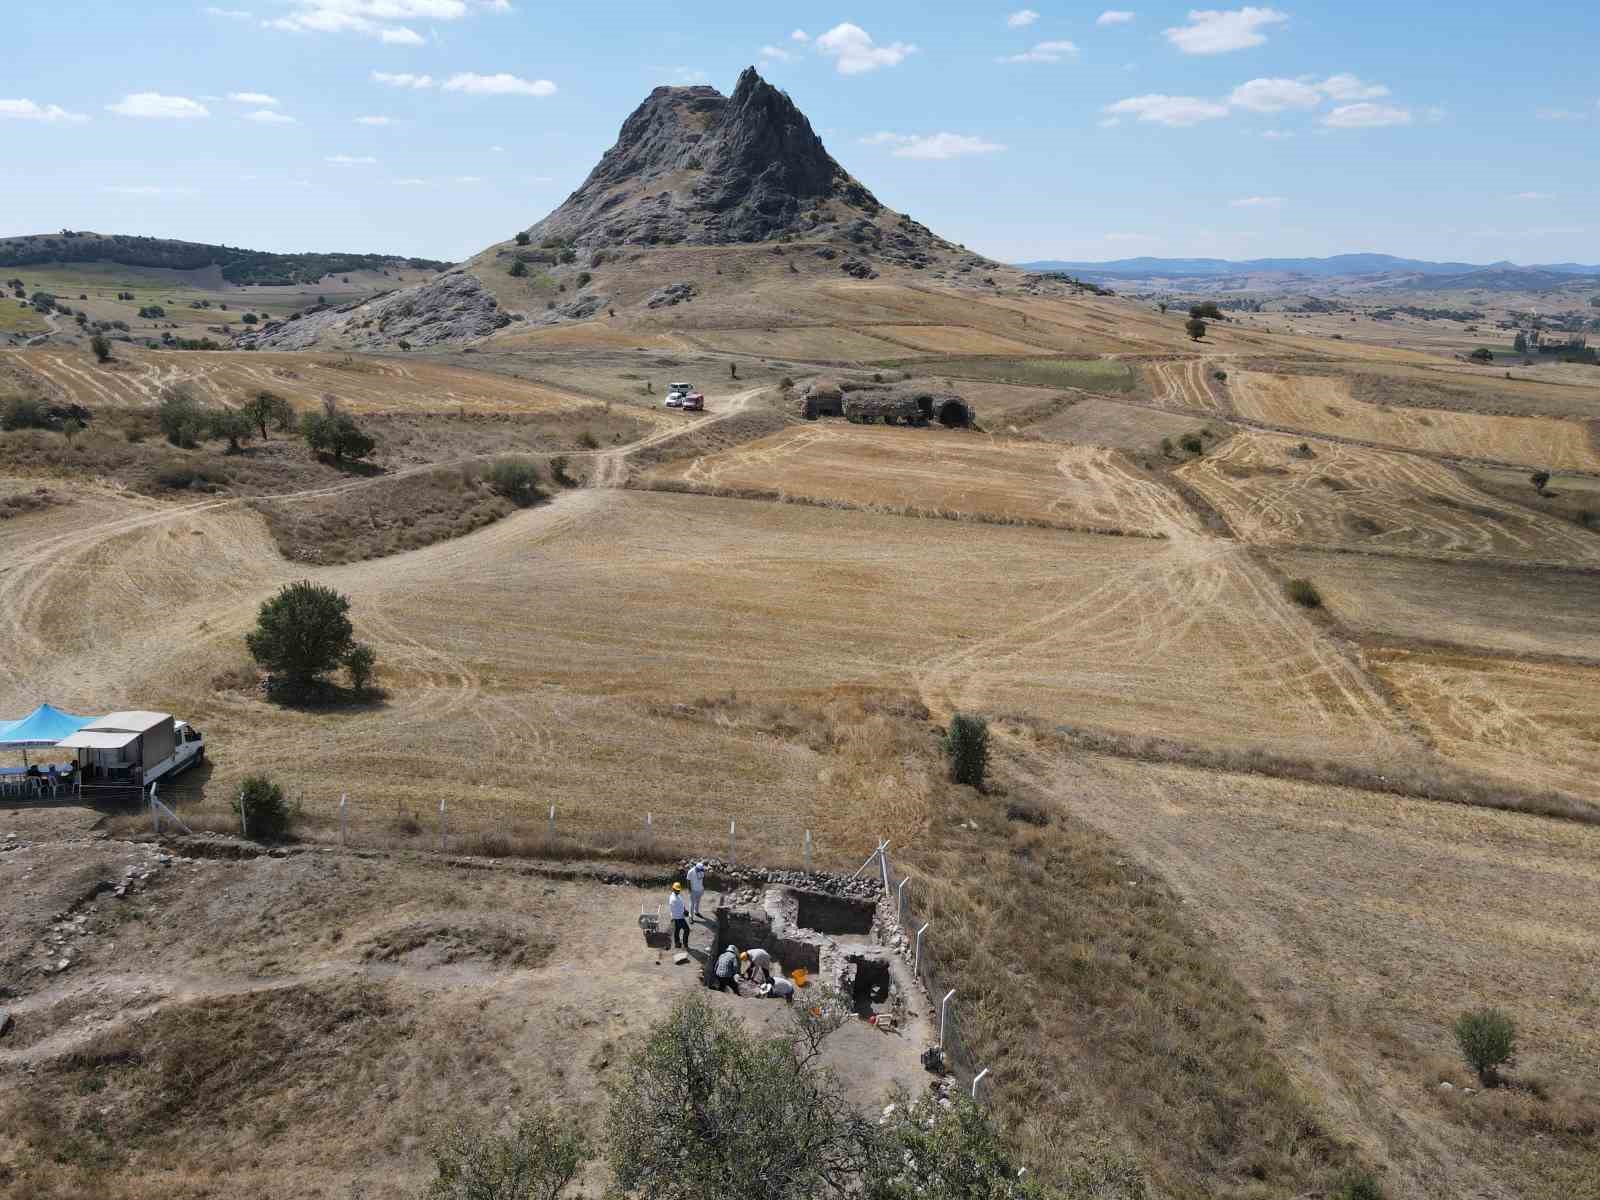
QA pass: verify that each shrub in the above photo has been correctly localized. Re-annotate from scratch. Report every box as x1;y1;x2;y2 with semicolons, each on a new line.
1285;577;1322;608
1185;318;1207;341
208;406;254;453
1468;347;1493;363
137;304;166;319
576;429;600;450
1189;301;1223;320
509;259;529;278
1455;1007;1516;1085
241;312;258;324
246;580;356;691
425;1105;588;1200
559;248;577;264
549;455;575;487
1212;369;1227;381
158;384;206;448
302;410;376;463
486;456;544;506
232;774;291;842
1332;1170;1385;1200
1;395;51;431
514;231;531;246
345;642;377;695
244;390;295;439
575;271;592;288
1005;799;1049;826
62;418;84;444
1531;470;1551;493
1179;433;1204;455
946;713;989;789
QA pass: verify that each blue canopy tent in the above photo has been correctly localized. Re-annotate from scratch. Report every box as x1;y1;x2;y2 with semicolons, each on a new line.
0;704;97;768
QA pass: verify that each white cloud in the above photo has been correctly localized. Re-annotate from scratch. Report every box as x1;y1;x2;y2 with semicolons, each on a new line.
1097;117;1122;128
814;23;916;75
1007;9;1039;28
759;44;793;61
204;7;252;17
455;175;483;183
1231;195;1284;207
860;132;1005;159
1512;191;1555;201
326;153;378;164
1164;7;1288;55
0;98;89;122
228;91;278;105
443;72;556;96
1535;107;1584;121
1260;128;1293;139
380;26;424;43
1323;102;1412;128
1228;77;1321;112
394;177;429;185
790;28;809;42
100;184;195;196
266;0;474;40
1317;73;1389;101
244;109;296;123
1104;93;1230;126
1000;40;1079;64
1097;10;1136;24
356;114;394;124
489;143;504;151
372;71;434;88
107;93;210;119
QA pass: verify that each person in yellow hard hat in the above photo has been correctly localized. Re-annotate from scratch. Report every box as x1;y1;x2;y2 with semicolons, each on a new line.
739;947;773;984
668;881;690;949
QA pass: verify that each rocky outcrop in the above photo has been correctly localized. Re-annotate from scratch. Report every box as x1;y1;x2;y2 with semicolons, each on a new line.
235;271;519;350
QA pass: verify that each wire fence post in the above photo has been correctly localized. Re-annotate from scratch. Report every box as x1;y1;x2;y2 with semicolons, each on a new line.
803;829;812;874
877;837;891;894
915;922;929;976
548;804;556;838
897;875;910;922
239;788;248;840
438;796;447;853
150;785;161;837
339;793;348;848
645;811;653;841
940;988;955;1050
972;1067;990;1102
728;819;736;865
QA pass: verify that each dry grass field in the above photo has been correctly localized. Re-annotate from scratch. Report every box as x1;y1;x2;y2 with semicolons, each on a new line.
1023;397;1221;451
1226;369;1600;468
651;423;1197;535
1181;431;1600;564
1370;647;1600;799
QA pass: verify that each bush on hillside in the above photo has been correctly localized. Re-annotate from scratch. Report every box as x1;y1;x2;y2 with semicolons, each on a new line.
345;642;377;696
514;231;531;246
158;384;206;448
946;713;989;789
1189;301;1223;320
1455;1007;1517;1085
2;395;52;431
208;406;254;453
1531;470;1551;493
509;259;529;278
246;579;356;692
90;333;112;362
1469;347;1494;363
1185;318;1207;342
1285;578;1323;608
244;390;295;439
1332;1171;1385;1200
232;774;291;842
425;1105;587;1200
486;456;544;506
302;410;375;463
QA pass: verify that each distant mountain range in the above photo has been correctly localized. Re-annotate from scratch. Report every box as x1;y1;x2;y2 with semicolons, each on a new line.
1017;253;1600;279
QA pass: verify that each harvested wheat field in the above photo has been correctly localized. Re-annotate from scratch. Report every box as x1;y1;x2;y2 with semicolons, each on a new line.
2;346;595;415
1227;369;1600;469
858;324;1053;356
653;423;1198;535
1183;431;1600;564
1023;396;1221;451
1039;749;1600;1200
679;325;918;362
1371;647;1600;799
1269;550;1600;660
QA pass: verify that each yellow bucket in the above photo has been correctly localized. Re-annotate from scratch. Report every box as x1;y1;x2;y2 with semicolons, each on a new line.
792;968;809;987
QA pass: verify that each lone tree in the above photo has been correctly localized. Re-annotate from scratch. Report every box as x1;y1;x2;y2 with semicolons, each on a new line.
90;333;113;363
302;409;375;464
243;390;295;440
1189;301;1223;320
1186;317;1208;342
208;407;254;454
246;580;359;694
345;642;377;695
157;383;206;448
509;259;529;278
946;713;990;789
1531;470;1551;493
1454;1007;1516;1086
514;230;531;246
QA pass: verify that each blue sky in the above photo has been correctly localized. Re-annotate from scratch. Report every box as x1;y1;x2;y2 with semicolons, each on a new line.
6;1;1597;264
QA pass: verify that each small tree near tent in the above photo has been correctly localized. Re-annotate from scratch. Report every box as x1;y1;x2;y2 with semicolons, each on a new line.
246;580;360;695
1186;318;1207;341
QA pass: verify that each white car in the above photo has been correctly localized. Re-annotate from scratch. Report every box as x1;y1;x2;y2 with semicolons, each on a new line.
664;381;692;408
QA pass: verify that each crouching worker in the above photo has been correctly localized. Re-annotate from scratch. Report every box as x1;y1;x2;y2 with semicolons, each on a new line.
669;882;690;949
713;944;740;993
759;975;796;1004
739;947;773;984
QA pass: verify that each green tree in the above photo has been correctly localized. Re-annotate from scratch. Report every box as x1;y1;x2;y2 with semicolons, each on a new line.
487;457;544;506
62;417;84;444
345;642;377;695
243;390;294;439
1468;347;1493;363
1185;318;1207;342
514;231;531;246
241;312;259;324
232;774;291;841
509;259;529;278
302;410;376;463
1455;1008;1516;1085
606;994;872;1200
1513;331;1528;353
90;333;112;363
425;1106;588;1200
946;713;990;789
246;580;356;692
1189;301;1223;320
208;406;254;453
1531;470;1551;493
158;383;206;448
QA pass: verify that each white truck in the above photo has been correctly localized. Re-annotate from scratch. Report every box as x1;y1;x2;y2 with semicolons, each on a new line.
58;711;205;789
664;381;705;411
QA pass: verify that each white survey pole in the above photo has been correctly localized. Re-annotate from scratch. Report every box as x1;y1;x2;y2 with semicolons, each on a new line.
548;804;556;837
728;818;736;864
803;829;812;874
915;922;929;975
972;1068;990;1102
339;793;348;847
897;876;910;920
438;796;447;852
878;838;891;894
239;788;248;839
646;811;653;837
939;988;955;1049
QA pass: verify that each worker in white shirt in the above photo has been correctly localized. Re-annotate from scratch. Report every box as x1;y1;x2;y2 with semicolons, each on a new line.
739;947;774;984
761;975;796;1003
686;860;707;920
668;882;690;949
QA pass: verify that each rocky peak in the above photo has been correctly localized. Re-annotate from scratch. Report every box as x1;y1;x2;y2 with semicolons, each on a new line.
526;67;880;247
